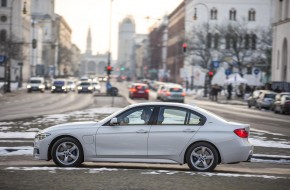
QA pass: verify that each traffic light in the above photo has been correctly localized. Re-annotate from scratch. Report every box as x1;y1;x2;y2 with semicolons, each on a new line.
106;65;113;75
32;39;37;49
208;71;214;80
182;43;187;53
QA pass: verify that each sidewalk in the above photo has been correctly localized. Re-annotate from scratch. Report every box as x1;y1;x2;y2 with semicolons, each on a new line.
185;89;248;106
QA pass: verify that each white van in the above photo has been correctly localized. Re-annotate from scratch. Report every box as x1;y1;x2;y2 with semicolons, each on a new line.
27;77;45;93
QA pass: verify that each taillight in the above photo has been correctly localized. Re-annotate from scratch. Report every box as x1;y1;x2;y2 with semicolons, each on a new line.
181;92;186;96
166;91;171;96
130;88;137;93
234;128;249;138
145;89;150;93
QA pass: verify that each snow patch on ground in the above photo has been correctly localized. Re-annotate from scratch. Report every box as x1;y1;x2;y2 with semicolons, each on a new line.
249;138;290;149
0;132;36;139
0;146;33;156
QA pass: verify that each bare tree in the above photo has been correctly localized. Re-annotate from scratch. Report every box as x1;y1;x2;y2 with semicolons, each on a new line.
217;20;258;74
188;23;220;96
57;44;72;76
0;34;24;92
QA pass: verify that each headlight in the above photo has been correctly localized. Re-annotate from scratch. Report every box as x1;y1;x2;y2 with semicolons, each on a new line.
52;86;56;89
62;86;66;90
35;133;51;140
27;85;31;88
78;86;82;90
88;86;93;90
39;85;45;89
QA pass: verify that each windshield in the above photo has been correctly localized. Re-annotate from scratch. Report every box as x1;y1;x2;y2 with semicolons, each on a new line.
30;80;41;84
53;81;65;86
80;82;91;86
265;94;276;99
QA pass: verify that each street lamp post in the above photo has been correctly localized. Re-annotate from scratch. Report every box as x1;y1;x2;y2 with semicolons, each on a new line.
107;0;113;80
193;2;210;97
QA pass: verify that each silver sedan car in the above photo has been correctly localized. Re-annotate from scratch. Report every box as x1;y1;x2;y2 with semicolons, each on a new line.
33;102;253;172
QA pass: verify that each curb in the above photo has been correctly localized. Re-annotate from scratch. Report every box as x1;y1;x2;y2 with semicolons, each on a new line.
252;154;290;161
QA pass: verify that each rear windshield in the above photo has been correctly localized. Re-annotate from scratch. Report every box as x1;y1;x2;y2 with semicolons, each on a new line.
80;82;91;86
30;80;41;84
169;88;182;92
134;85;147;90
265;94;276;99
53;81;65;85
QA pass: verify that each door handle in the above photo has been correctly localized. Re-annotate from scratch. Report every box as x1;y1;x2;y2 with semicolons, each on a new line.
183;129;195;133
136;129;148;133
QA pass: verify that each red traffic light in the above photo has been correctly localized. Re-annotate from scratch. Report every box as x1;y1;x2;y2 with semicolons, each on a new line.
107;66;112;71
182;43;187;53
208;71;214;76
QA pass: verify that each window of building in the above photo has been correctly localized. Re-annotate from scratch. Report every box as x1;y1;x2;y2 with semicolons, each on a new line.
0;29;7;42
232;34;237;50
214;33;219;49
251;34;257;50
248;9;256;21
210;8;218;20
207;33;212;48
245;34;250;49
1;0;7;7
0;15;7;22
225;34;231;49
229;8;236;21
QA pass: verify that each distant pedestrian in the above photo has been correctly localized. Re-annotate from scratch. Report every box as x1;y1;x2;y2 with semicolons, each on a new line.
106;80;112;95
227;84;233;100
211;84;219;102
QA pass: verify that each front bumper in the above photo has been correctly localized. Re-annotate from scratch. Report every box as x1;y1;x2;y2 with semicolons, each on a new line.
33;138;51;160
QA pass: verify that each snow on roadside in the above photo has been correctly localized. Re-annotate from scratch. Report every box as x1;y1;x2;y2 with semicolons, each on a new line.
0;146;33;156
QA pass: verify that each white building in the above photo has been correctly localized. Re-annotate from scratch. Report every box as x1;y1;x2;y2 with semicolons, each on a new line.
0;0;31;84
118;16;136;78
271;0;290;92
183;0;275;86
31;0;57;78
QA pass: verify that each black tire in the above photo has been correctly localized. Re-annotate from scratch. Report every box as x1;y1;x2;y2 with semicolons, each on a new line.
248;104;251;108
51;137;83;167
186;142;218;172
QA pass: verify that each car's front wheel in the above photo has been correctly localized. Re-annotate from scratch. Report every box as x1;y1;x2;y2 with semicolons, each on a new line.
52;137;83;167
186;142;218;172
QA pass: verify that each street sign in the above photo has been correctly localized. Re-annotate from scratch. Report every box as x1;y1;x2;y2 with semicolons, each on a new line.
225;69;231;76
254;68;260;75
212;61;220;68
0;55;6;65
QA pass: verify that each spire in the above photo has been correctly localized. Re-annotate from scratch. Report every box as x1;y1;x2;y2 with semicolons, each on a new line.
86;26;92;55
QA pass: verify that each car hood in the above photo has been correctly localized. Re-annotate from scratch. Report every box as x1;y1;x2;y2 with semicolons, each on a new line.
42;121;99;133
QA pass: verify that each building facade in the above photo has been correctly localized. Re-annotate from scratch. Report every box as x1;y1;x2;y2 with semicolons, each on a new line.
117;16;136;78
271;0;290;92
167;1;185;83
80;27;108;77
0;0;31;85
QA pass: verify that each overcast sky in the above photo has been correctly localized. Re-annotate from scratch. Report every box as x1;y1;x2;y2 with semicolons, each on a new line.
55;0;183;59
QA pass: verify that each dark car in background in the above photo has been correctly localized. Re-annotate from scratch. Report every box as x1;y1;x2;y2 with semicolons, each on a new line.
51;79;68;93
129;83;149;100
77;81;93;93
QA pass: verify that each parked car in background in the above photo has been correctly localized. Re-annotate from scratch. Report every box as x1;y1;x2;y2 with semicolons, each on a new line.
98;75;107;82
129;83;149;100
273;95;290;114
27;77;45;93
270;92;290;111
92;80;101;93
256;91;277;110
33;102;253;172
77;81;93;93
157;83;185;103
247;90;270;108
51;79;68;93
67;80;76;92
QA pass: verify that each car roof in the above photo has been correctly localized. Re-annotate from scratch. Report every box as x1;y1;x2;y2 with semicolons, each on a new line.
127;102;197;109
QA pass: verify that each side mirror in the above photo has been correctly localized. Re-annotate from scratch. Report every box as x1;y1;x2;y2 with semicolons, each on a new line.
110;118;119;125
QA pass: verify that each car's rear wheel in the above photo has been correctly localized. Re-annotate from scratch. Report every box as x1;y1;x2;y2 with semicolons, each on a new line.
52;137;83;167
186;142;218;172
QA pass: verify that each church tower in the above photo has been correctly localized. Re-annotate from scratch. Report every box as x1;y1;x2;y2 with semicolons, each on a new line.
86;27;92;55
